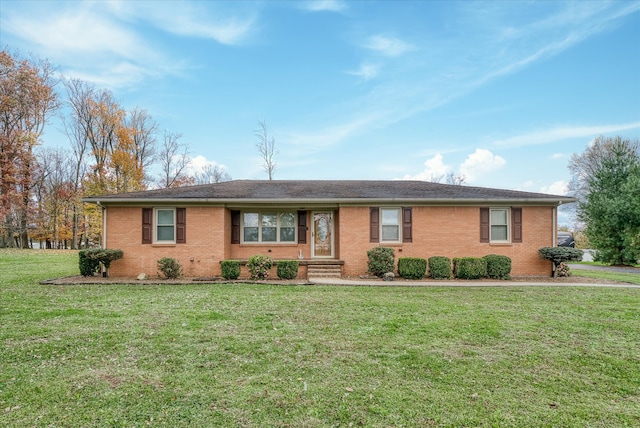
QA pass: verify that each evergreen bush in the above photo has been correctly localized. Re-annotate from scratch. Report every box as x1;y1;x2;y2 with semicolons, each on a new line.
428;256;452;279
367;247;395;277
397;257;427;279
248;254;273;280
157;257;182;279
79;250;100;276
276;260;299;280
455;257;487;279
538;247;583;277
79;249;123;277
483;254;512;279
220;260;241;280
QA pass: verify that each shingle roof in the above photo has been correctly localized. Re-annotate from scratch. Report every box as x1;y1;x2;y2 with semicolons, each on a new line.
84;180;576;205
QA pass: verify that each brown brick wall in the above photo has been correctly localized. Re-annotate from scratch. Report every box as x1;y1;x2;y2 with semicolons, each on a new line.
337;205;554;276
105;204;555;278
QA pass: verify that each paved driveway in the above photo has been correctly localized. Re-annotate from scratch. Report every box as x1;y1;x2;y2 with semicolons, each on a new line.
568;263;640;275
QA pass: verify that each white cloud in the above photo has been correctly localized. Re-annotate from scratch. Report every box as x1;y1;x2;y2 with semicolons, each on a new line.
190;155;226;173
364;35;414;57
347;63;380;81
304;0;347;12
539;180;569;196
403;154;451;181
459;149;506;182
493;122;640;148
550;153;565;159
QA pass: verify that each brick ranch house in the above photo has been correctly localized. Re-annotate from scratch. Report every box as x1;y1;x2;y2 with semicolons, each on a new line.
83;180;575;279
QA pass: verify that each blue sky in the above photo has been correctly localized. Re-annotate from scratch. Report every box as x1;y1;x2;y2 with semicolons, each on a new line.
2;0;639;201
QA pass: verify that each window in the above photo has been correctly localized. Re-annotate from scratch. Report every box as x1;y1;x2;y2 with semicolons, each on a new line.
242;211;296;243
480;207;522;243
381;208;401;242
142;208;186;244
370;207;412;243
490;208;509;242
156;208;175;242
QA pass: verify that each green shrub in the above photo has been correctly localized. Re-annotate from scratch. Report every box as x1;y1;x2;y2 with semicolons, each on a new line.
398;257;427;279
157;257;182;279
79;249;124;277
79;250;100;276
483;254;512;279
455;257;487;280
367;247;395;277
221;260;241;280
248;254;273;280
277;260;299;280
428;256;452;279
538;247;583;277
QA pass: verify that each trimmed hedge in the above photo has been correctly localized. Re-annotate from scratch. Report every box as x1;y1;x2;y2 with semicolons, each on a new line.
428;256;452;279
367;247;395;278
483;254;512;279
221;260;241;280
277;260;299;280
455;257;487;279
398;257;427;279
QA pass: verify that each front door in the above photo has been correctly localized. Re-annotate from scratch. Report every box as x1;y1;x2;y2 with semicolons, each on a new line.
312;211;333;258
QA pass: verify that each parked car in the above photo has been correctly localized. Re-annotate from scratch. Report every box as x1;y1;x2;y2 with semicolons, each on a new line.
557;231;575;247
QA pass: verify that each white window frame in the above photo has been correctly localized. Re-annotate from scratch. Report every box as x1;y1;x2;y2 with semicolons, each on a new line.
241;211;297;244
154;208;176;243
380;207;402;243
490;208;510;243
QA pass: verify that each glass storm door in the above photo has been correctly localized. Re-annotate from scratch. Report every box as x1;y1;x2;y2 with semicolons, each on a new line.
312;211;333;258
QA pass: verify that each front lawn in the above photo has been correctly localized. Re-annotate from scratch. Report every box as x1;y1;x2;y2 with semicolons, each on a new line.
1;250;639;427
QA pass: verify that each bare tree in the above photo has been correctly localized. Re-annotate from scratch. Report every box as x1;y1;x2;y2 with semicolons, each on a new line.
157;131;194;188
126;107;157;184
254;120;277;180
445;172;466;186
194;164;231;184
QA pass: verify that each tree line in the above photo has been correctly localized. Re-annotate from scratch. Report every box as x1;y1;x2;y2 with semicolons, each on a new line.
1;49;231;249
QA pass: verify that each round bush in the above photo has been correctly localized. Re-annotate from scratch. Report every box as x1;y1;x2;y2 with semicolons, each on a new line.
398;257;427;279
367;247;395;277
157;257;182;279
248;254;273;280
221;260;241;280
428;256;452;279
483;254;512;279
276;260;299;280
455;257;487;280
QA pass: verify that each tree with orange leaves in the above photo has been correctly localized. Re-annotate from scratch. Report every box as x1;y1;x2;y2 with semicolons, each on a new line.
0;49;59;248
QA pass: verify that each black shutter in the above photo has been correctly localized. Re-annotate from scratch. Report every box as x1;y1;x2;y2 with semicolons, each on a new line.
231;210;240;244
370;207;379;243
512;207;522;243
142;208;152;244
480;207;490;243
297;211;307;244
402;207;412;243
176;208;186;244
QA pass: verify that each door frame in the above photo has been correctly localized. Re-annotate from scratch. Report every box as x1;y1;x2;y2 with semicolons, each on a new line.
311;211;334;258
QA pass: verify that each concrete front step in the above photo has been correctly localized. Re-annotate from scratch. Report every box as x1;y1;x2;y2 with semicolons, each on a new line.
307;265;342;279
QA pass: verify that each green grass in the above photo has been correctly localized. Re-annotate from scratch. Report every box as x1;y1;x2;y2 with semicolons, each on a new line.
1;249;640;427
571;269;640;285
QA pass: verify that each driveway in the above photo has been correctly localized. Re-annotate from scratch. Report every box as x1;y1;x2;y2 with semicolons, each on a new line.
568;263;640;275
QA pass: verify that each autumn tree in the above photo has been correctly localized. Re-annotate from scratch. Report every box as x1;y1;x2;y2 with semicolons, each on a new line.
569;136;640;265
0;49;59;247
157;131;194;188
255;120;277;180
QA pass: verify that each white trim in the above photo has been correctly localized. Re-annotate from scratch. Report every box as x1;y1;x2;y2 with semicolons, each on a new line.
312;211;334;258
380;207;402;243
240;210;297;244
154;207;176;244
489;207;510;243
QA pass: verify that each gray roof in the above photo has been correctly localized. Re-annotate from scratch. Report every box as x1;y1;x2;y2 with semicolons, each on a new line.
83;180;576;206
